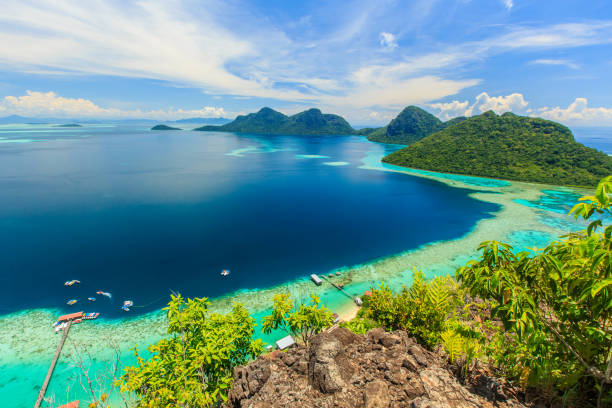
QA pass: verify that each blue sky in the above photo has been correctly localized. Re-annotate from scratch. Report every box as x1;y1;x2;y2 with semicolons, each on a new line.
0;0;611;125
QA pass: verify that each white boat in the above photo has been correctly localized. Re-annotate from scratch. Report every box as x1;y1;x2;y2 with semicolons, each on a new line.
221;269;230;276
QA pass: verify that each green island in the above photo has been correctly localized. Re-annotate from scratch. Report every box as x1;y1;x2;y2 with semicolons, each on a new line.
358;105;466;145
89;177;612;407
53;123;82;127
193;107;354;135
151;124;182;130
383;111;612;186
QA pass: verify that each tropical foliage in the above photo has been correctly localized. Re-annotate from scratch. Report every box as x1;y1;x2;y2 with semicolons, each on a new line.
364;106;465;145
261;293;335;344
356;270;458;347
383;111;612;186
194;107;354;135
120;295;263;407
456;175;612;406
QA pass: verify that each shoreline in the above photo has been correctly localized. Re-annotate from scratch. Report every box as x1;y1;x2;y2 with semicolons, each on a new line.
0;152;590;407
0;160;580;363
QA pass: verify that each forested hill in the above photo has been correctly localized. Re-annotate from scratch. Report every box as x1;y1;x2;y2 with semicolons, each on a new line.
194;107;354;135
383;111;612;186
362;106;466;144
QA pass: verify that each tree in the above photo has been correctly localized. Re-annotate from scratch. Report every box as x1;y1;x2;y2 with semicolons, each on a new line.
457;176;612;406
120;295;263;407
359;269;457;348
261;293;334;345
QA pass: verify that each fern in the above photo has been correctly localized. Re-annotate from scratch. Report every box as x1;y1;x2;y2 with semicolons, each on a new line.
441;329;464;363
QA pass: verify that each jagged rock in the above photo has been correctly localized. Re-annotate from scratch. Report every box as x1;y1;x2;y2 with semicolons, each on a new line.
308;331;355;393
364;379;390;407
224;327;526;408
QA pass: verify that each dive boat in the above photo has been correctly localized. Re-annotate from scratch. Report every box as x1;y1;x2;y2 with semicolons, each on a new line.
96;291;112;299
122;300;133;312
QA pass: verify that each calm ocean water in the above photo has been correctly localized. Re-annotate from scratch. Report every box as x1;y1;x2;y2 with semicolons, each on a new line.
573;126;612;154
0;124;498;318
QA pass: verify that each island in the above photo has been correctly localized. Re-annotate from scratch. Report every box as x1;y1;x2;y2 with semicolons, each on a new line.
383;110;612;186
193;107;354;135
54;123;82;127
358;106;466;145
151;124;182;130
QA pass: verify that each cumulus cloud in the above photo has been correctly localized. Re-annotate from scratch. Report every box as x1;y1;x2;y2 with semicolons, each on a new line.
379;32;398;50
0;91;228;119
534;98;612;125
429;93;612;126
429;92;528;120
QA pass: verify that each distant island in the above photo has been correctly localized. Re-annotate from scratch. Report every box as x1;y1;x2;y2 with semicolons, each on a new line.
193;107;354;135
358;106;466;145
151;124;181;130
54;123;82;127
383;111;612;186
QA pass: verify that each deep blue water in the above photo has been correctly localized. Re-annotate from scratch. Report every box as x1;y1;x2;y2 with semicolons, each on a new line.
0;124;498;317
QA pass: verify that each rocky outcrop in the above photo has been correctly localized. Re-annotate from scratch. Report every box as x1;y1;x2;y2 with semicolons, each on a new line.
226;327;525;408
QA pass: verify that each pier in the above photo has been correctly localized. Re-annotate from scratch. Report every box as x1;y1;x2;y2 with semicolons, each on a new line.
34;320;73;408
318;274;362;305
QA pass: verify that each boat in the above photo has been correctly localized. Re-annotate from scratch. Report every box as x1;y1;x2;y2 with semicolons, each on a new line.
82;312;99;320
96;291;112;299
221;269;230;276
67;299;77;306
88;297;96;302
122;300;133;312
64;280;80;286
335;272;341;276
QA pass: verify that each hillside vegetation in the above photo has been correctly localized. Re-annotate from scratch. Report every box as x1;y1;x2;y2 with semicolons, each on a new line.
383;111;612;186
363;106;466;144
194;107;354;135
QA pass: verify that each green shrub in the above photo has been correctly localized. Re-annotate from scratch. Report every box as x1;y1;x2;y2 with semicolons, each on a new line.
120;295;263;407
457;176;612;406
261;293;335;345
361;269;458;347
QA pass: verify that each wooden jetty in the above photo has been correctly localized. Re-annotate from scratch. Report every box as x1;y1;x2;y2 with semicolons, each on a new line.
318;275;362;305
34;320;73;408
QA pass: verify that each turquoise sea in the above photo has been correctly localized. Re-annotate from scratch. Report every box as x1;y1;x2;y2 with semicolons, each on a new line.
0;123;607;407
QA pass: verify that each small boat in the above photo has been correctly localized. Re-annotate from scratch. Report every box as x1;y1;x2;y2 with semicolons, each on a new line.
55;322;68;333
88;297;96;302
82;312;99;320
96;291;112;299
335;272;341;276
64;280;80;286
221;269;230;276
122;300;133;312
67;299;77;306
328;274;333;278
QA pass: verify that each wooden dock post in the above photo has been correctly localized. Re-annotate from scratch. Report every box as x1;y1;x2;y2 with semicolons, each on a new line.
34;320;72;408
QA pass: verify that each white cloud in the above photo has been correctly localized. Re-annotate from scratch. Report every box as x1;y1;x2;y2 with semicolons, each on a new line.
429;92;528;120
0;1;611;122
379;32;398;50
429;93;612;126
427;100;471;120
529;59;580;69
0;91;228;119
534;98;612;126
503;0;514;10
